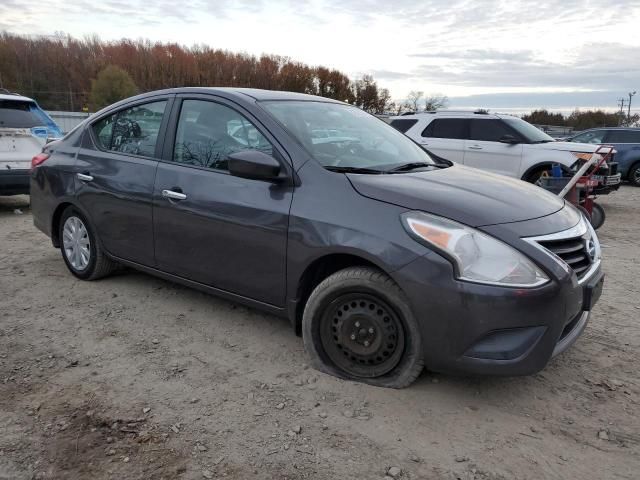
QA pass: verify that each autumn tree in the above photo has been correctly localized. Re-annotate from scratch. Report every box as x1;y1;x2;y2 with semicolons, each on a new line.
0;32;390;111
89;65;137;110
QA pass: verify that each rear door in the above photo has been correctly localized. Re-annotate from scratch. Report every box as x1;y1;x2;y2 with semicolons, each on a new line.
417;118;467;163
463;119;524;177
75;97;172;266
153;95;293;306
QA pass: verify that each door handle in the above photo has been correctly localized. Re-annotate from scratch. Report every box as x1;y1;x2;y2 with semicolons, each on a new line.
468;145;483;150
162;189;187;201
77;173;94;182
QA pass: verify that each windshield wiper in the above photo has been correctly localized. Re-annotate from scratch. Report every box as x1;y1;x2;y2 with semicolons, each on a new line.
385;162;435;173
325;166;386;174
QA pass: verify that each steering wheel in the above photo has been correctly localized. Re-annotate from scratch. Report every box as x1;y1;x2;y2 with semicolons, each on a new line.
329;141;365;166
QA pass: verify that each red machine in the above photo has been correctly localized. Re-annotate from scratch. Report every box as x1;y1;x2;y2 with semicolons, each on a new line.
540;145;616;229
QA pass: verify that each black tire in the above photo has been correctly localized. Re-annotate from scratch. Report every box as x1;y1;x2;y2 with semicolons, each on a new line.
629;163;640;187
59;206;117;280
302;267;424;388
589;202;606;230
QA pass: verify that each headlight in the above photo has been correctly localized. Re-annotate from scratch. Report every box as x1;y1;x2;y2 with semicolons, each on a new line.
401;212;549;288
585;215;602;263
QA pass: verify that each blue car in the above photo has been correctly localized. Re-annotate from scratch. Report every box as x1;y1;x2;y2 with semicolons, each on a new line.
567;128;640;186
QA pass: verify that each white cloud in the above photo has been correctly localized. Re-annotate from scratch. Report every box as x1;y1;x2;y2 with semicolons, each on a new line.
2;0;640;108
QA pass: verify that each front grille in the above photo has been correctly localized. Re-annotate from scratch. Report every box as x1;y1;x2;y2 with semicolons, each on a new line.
609;161;618;176
537;236;592;280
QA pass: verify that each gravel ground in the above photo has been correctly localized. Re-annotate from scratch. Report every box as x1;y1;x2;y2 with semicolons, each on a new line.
1;188;639;480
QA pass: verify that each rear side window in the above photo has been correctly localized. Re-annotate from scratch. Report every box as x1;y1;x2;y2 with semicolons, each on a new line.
390;119;418;133
469;119;514;142
91;100;167;157
606;130;640;143
0;100;42;128
422;119;466;139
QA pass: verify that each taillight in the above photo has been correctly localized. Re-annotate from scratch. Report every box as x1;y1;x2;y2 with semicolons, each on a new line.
31;153;50;170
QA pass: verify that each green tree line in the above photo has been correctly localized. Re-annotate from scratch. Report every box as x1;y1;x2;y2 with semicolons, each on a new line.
522;108;639;130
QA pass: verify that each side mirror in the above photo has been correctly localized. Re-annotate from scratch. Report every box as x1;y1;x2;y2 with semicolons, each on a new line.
499;134;520;144
228;150;284;182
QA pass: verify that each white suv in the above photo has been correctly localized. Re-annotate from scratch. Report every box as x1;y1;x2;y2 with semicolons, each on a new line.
0;92;63;195
389;111;620;184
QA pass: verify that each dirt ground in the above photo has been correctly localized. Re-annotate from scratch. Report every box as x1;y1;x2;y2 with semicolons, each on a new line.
1;187;639;480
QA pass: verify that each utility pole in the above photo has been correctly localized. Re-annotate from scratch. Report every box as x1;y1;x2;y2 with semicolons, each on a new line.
618;98;626;126
629;91;637;124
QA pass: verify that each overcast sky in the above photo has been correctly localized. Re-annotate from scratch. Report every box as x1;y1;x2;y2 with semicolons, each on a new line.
3;0;640;111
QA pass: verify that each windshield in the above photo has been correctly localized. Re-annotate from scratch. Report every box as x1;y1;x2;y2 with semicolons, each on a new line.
502;117;554;143
261;101;434;170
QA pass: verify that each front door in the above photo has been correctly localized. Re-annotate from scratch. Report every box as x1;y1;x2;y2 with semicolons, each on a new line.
75;98;170;266
153;97;293;306
463;119;523;177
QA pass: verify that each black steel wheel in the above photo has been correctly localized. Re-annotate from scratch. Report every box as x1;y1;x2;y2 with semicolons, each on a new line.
319;293;405;378
303;267;424;388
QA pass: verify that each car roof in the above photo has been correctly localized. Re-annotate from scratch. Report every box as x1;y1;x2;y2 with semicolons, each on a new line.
389;111;506;120
0;93;36;103
585;127;640;131
118;87;343;104
90;87;345;119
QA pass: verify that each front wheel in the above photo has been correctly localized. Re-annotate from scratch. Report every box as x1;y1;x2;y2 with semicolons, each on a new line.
302;267;424;388
589;202;606;230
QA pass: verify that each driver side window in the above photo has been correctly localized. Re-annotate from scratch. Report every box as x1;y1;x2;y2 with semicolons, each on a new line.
173;100;273;171
469;119;514;142
572;130;605;144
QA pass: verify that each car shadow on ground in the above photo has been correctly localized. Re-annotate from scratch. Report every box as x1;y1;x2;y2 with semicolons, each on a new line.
0;194;30;214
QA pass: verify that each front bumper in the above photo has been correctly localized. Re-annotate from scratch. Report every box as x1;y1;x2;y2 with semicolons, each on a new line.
0;168;30;195
593;173;622;194
393;250;603;376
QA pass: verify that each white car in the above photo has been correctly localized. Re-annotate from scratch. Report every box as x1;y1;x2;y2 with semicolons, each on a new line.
0;91;63;195
389;111;621;185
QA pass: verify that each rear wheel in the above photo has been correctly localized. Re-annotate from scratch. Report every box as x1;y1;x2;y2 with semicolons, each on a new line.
59;207;117;280
629;163;640;187
302;267;424;388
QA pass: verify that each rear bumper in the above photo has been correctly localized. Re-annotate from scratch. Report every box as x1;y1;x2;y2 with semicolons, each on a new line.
0;169;30;195
393;252;603;376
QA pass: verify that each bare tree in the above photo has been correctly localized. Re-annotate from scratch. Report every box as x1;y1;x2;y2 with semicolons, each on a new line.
406;91;424;112
423;94;449;111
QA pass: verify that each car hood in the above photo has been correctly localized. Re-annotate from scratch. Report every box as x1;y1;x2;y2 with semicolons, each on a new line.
347;165;565;227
